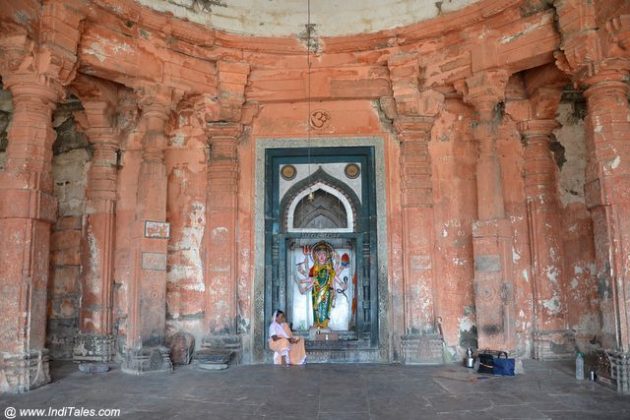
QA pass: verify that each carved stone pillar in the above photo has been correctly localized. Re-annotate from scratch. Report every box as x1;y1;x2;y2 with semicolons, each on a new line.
505;73;573;359
73;100;119;363
122;86;174;374
582;69;630;391
395;115;442;364
0;72;61;393
555;0;630;391
519;117;572;359
388;52;444;363
459;70;516;352
201;122;242;358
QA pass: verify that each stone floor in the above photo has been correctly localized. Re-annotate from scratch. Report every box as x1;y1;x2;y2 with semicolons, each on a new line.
1;360;630;420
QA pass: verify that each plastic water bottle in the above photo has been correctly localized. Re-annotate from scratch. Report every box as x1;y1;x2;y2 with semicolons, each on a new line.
576;352;585;380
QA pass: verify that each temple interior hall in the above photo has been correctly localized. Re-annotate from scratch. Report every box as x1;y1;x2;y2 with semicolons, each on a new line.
1;0;630;414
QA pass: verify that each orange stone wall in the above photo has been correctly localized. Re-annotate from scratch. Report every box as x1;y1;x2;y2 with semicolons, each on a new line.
1;0;630;392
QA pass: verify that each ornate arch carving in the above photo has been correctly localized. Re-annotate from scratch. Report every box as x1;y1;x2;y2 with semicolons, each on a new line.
280;166;361;233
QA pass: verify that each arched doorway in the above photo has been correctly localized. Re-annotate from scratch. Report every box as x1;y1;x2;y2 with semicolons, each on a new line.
263;146;380;361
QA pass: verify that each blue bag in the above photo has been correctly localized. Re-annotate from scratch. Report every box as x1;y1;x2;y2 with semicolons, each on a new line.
492;351;515;376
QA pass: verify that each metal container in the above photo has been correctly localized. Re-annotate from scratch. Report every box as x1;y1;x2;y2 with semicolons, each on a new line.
465;348;475;368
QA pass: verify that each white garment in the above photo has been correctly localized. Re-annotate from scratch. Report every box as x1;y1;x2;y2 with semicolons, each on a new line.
269;321;290;339
269;315;291;361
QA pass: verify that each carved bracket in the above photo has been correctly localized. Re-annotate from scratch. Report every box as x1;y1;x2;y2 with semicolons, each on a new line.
456;69;509;120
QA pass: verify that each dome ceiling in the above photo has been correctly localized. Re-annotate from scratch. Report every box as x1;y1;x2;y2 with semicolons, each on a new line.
136;0;481;37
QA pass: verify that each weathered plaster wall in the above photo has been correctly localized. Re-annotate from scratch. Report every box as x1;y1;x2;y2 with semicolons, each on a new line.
136;0;480;37
112;128;143;352
47;116;91;359
429;99;478;356
555;101;600;352
497;114;536;357
165;121;208;347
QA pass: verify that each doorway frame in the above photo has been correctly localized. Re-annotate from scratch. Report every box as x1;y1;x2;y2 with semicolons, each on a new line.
252;137;389;363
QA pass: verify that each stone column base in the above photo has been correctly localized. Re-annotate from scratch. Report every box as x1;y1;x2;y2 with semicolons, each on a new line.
0;350;51;394
200;334;241;364
121;346;172;375
606;350;630;394
533;330;575;360
73;334;115;363
401;334;444;364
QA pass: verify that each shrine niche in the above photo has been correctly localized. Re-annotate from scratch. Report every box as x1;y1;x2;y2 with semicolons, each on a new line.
263;145;381;362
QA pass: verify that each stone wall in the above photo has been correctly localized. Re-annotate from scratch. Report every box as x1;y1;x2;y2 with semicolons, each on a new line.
165;122;208;347
0;93;91;361
47;115;90;360
555;101;601;352
430;99;478;356
1;0;629;391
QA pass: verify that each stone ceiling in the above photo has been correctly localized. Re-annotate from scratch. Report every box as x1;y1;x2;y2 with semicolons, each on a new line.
136;0;480;37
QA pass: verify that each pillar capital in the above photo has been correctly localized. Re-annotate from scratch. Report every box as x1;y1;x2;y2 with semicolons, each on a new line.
186;93;220;129
206;122;243;141
456;69;509;120
508;96;561;138
217;60;250;122
517;119;560;138
75;101;119;146
1;71;62;190
393;115;435;141
554;0;630;84
135;84;175;121
391;89;444;146
2;72;62;107
0;35;66;103
583;69;630;99
134;84;177;163
507;75;563;138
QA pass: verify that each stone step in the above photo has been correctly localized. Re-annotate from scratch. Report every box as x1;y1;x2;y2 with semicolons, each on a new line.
305;348;381;363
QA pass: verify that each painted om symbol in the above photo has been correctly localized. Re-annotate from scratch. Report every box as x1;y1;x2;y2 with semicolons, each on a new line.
310;110;330;129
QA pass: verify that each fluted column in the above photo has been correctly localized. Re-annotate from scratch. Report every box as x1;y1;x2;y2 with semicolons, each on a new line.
0;73;61;393
73;100;119;363
202;122;241;354
459;69;516;351
122;86;174;374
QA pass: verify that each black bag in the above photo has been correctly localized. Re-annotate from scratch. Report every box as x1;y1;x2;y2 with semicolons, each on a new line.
478;351;495;374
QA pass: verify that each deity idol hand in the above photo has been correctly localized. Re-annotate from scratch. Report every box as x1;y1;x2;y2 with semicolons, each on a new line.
296;246;314;294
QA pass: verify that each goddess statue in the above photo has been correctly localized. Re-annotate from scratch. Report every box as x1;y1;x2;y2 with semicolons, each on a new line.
297;241;339;329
